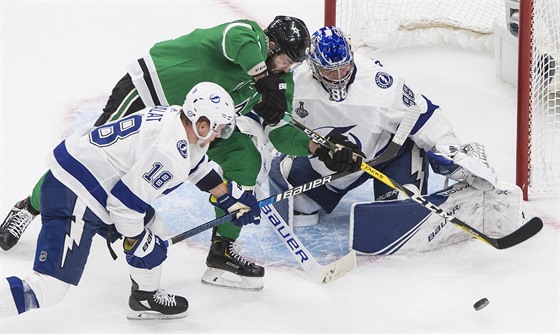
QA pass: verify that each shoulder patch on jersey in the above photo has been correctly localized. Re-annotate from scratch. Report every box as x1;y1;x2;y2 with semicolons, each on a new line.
294;101;309;118
176;140;189;159
375;72;393;89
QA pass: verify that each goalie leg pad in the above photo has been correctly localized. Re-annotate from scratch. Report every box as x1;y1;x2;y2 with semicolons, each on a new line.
269;155;349;226
350;181;524;254
373;140;429;200
480;182;525;236
287;157;343;214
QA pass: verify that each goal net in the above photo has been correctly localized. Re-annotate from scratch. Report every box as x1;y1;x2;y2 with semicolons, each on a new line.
325;0;560;199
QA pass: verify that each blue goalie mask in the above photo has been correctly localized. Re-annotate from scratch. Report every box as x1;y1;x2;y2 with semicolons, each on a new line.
308;26;354;102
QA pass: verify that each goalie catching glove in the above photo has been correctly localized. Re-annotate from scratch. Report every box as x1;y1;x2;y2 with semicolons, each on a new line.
314;132;365;173
427;142;497;191
123;228;168;269
210;181;261;227
254;73;287;126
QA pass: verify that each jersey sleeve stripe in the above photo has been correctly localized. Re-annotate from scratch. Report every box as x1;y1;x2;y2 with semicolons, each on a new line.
411;95;439;135
110;180;148;214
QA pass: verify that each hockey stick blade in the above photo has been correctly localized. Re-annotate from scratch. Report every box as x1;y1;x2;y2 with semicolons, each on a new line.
491;217;543;249
262;203;356;284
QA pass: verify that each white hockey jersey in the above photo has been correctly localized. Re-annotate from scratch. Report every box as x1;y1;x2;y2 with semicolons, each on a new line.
292;53;459;188
46;105;215;237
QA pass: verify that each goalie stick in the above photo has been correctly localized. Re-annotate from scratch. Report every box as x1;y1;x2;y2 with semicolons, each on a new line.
286;117;544;250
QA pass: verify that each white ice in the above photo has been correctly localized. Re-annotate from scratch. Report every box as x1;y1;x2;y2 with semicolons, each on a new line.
1;1;559;333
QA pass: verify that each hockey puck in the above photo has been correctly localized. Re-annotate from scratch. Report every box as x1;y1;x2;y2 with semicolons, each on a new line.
473;298;489;311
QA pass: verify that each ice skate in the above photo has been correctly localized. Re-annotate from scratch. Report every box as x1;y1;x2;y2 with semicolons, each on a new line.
127;288;189;320
0;196;38;251
202;235;264;291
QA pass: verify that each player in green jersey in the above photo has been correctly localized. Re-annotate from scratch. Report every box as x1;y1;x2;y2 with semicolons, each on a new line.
1;16;361;291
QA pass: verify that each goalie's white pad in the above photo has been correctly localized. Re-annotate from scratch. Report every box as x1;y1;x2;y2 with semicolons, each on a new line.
350;182;524;255
427;142;497;191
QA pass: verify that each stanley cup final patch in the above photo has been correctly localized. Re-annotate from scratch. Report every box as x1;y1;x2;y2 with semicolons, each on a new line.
295;101;309;118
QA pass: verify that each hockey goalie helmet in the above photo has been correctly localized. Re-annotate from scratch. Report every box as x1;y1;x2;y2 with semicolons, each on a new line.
308;26;354;102
265;16;311;63
183;82;236;141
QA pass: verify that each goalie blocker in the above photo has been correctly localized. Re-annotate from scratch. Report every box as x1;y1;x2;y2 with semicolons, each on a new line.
350;181;525;255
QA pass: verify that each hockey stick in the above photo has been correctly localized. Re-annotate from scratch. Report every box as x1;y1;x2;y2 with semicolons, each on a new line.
286;117;544;250
166;189;356;282
166;168;355;246
260;201;356;284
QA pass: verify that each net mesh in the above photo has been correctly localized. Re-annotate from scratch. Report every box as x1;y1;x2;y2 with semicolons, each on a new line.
527;0;560;194
335;0;559;196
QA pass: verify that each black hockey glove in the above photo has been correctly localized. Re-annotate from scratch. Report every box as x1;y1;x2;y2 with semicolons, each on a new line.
314;133;364;173
327;132;367;159
254;74;287;126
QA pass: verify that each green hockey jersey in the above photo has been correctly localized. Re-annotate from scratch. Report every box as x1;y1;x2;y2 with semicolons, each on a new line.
127;19;309;156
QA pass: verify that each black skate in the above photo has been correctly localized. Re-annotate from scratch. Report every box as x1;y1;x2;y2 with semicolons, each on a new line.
202;235;264;291
128;284;189;320
0;196;38;251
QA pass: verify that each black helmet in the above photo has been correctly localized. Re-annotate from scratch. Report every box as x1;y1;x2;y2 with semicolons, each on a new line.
264;16;311;62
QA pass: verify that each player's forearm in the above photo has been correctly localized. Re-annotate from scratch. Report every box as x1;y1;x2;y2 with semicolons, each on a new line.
208;182;229;198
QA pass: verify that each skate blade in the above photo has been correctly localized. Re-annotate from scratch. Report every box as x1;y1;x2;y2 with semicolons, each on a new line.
201;267;264;292
127;310;188;320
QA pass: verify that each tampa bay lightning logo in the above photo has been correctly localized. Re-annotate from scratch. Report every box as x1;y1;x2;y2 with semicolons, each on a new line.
375;72;393;89
316;125;363;150
210;94;221;103
295;101;309;118
176;140;188;159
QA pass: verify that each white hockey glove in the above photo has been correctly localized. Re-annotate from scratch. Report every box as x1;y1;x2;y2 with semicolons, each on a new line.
427;142;497;191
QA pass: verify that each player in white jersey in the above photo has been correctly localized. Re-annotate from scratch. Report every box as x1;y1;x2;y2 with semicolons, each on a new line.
0;82;261;320
270;27;522;253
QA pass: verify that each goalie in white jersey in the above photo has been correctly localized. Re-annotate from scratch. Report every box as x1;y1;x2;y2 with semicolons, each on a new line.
270;27;525;253
0;82;262;319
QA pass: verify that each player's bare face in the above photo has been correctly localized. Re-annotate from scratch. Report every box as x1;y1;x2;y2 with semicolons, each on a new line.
268;54;295;74
319;64;352;82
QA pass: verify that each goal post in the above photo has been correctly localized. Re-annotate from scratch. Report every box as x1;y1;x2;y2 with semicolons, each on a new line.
324;0;560;200
515;0;532;200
